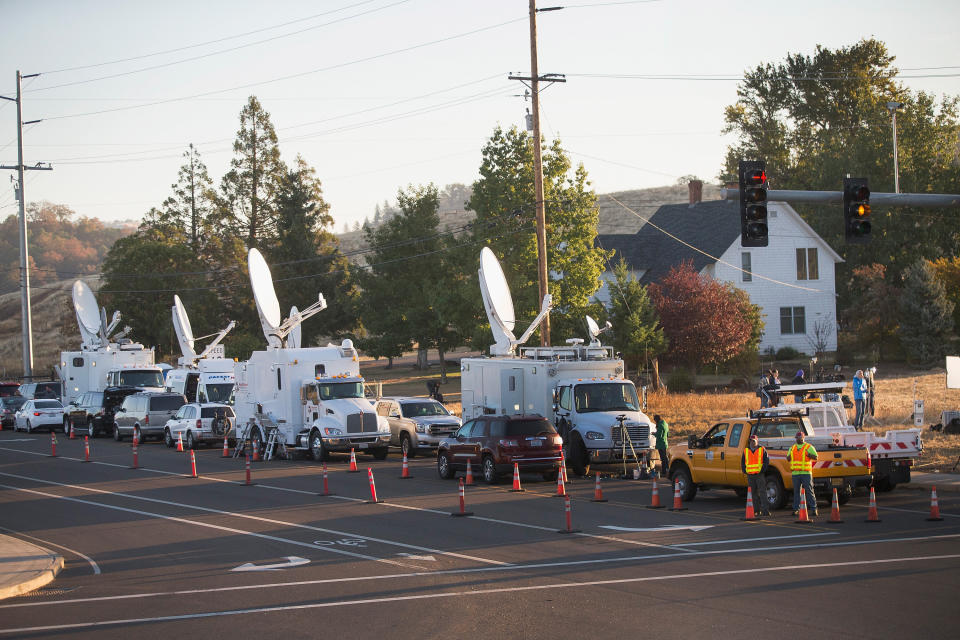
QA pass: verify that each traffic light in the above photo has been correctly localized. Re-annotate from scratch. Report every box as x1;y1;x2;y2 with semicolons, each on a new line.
843;177;871;243
738;160;768;247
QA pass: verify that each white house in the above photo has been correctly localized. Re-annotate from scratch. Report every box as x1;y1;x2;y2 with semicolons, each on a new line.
594;191;842;355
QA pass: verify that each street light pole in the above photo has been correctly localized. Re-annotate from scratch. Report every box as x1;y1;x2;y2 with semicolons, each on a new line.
887;101;903;194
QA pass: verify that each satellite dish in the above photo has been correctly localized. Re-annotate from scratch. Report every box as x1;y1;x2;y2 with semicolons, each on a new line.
72;281;102;347
585;315;612;347
288;306;302;349
478;247;552;356
247;248;328;349
249;248;283;348
172;295;197;361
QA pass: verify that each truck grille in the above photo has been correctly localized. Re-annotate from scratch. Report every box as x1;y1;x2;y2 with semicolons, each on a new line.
427;423;459;437
612;423;651;447
346;412;378;433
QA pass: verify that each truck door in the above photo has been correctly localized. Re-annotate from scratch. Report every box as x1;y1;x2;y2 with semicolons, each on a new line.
555;386;573;440
500;369;523;415
722;422;747;484
691;423;729;485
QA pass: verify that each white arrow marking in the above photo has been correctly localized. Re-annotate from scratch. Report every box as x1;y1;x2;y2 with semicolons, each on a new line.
396;553;436;561
231;556;310;572
599;525;714;533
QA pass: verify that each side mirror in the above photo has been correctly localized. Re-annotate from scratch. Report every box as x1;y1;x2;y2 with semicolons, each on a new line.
687;434;699;449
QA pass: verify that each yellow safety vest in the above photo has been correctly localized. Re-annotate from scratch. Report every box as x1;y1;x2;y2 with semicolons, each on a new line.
744;446;765;474
789;443;814;474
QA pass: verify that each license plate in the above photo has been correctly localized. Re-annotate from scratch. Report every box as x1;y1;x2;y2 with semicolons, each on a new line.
529;438;543;446
358;443;368;449
831;477;844;486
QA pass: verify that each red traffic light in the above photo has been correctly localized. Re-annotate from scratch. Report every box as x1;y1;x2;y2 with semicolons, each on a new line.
746;169;766;185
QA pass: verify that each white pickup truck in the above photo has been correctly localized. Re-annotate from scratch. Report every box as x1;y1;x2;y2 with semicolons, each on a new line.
767;382;922;491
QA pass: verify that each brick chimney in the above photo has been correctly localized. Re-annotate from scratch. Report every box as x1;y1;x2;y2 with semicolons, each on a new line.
688;179;703;206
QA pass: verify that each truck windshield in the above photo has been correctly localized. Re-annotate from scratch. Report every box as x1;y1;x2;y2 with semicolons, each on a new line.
401;402;449;418
204;383;235;404
317;382;364;401
574;382;640;413
117;370;164;388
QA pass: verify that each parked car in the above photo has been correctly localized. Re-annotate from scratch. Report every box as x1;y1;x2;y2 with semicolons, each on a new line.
0;382;21;398
164;403;236;449
375;396;461;458
113;392;187;442
14;399;65;433
18;381;63;401
0;396;27;428
65;386;140;438
437;414;562;484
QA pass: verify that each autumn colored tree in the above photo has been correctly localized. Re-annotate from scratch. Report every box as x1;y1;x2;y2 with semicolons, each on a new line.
648;262;755;371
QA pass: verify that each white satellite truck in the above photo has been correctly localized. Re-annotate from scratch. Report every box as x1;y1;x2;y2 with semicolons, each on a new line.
163;295;237;404
57;281;165;404
232;248;391;460
460;248;655;476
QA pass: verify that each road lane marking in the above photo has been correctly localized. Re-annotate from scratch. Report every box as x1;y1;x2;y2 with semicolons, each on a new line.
0;525;101;575
670;531;837;547
0;470;508;567
231;557;310;572
1;553;958;634
3;531;959;610
601;525;714;532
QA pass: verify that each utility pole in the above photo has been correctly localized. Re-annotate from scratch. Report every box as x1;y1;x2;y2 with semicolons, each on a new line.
1;70;53;378
509;1;565;346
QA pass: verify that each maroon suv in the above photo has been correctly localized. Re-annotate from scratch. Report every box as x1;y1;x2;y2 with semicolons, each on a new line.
437;414;562;483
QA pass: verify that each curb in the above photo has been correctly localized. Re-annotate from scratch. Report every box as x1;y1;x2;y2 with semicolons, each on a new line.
0;552;64;601
901;483;960;494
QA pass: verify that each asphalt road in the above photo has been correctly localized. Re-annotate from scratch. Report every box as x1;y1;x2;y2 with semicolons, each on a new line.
1;428;958;639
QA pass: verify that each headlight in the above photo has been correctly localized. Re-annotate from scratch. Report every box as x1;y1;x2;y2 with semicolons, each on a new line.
585;431;605;440
415;423;426;433
323;427;342;436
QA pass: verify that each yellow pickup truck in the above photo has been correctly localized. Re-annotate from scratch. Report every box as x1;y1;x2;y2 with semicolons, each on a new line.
666;410;872;510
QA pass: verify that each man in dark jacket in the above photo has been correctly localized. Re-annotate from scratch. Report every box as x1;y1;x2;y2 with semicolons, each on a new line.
741;434;771;515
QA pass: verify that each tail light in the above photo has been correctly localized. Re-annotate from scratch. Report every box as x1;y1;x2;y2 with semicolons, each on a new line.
196;419;202;429
145;415;149;425
33;411;41;416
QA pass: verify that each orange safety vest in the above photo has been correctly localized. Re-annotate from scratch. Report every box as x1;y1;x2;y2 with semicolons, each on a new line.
744;446;765;474
789;443;814;474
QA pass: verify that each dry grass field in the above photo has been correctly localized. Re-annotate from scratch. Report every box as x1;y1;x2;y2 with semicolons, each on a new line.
365;352;960;474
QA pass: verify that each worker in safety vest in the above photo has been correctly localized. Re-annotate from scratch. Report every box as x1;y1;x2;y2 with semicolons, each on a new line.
741;434;771;516
788;431;819;516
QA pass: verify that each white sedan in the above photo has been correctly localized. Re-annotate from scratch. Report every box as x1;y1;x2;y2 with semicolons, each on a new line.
164;403;235;449
15;399;66;433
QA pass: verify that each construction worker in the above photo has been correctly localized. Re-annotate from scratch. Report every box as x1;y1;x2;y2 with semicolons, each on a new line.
788;431;819;516
741;434;771;516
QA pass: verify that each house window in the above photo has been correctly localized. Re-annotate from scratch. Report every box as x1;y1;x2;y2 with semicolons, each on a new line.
741;252;752;282
796;248;819;280
780;306;806;335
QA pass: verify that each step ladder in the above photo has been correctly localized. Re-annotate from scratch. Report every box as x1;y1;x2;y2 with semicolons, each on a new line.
233;421;254;458
264;428;289;461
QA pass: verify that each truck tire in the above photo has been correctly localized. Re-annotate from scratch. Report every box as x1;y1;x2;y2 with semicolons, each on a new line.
481;455;498;484
87;421;95;438
437;451;454;479
400;433;415;459
875;477;896;492
372;447;389;460
671;465;697;502
837;484;853;505
566;435;590;477
309;429;328;462
186;430;195;450
62;418;71;435
764;474;786;510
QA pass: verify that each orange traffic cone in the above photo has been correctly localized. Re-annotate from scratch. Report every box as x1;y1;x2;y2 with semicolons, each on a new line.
69;422;75;439
741;486;758;521
927;487;944;522
509;462;524;492
348;448;359;472
465;460;475;486
795;486;812;523
176;432;184;452
399;452;412;479
669;480;687;511
646;478;664;509
826;487;844;523
222;434;230;458
252;439;260;461
865;486;881;522
560;451;568;484
553;467;567;497
189;449;198;478
591;473;607;502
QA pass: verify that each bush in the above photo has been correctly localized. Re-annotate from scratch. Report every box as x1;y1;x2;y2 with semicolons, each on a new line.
666;369;694;393
775;346;803;360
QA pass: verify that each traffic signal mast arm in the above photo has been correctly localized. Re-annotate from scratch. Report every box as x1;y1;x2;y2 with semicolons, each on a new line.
722;189;959;208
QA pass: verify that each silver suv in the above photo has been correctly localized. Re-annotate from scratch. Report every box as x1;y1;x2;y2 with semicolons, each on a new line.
374;396;461;458
114;392;187;442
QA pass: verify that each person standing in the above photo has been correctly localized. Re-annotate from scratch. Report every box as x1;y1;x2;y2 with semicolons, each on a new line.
788;431;818;516
791;369;806;403
758;371;770;408
654;414;669;478
741;434;771;515
853;370;867;430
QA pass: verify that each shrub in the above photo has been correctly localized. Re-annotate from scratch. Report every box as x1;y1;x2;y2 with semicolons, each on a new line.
666;369;694;393
775;346;802;360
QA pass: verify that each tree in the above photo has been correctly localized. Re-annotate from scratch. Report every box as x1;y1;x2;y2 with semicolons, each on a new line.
464;125;610;343
930;256;960;333
722;39;960;291
218;96;286;247
266;156;359;342
155;144;216;249
606;258;667;376
898;259;954;363
648;262;755;371
843;263;901;358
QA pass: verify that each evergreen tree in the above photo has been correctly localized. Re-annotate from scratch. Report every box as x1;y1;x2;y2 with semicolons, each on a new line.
898;259;954;363
156;144;215;249
606;258;667;375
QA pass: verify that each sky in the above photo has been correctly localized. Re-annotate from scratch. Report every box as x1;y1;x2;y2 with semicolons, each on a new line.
1;0;958;231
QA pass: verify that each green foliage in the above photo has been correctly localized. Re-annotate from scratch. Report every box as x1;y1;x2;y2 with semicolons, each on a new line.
146;144;216;249
606;257;667;373
666;368;693;393
898;259;955;363
774;346;802;360
843;263;902;359
722;38;960;306
463;125;610;343
930;256;960;332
